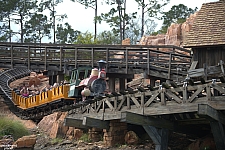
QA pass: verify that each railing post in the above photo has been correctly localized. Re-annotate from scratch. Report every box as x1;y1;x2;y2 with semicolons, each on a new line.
126;48;128;74
147;49;150;74
168;53;172;79
75;47;77;69
45;47;47;70
106;48;109;72
60;47;63;71
10;45;13;69
91;48;94;67
28;46;30;69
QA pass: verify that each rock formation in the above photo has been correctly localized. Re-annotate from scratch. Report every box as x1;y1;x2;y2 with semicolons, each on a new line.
139;12;198;48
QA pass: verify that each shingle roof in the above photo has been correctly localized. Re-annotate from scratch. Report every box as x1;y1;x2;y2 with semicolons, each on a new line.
183;0;225;47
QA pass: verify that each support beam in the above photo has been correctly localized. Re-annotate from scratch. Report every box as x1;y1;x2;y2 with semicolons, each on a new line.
210;121;225;150
64;117;88;129
198;104;225;125
107;73;134;79
121;112;174;130
119;78;125;91
82;116;109;130
108;78;115;92
143;125;169;150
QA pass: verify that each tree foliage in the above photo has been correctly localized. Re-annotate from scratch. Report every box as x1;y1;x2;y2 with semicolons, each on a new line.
159;4;198;34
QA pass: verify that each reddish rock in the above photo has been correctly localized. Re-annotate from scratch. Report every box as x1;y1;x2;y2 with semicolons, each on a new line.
37;112;62;135
188;135;216;150
13;135;36;148
38;112;69;139
125;131;139;145
74;129;83;140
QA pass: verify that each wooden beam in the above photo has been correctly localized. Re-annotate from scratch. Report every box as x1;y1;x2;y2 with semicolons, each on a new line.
121;112;174;130
143;125;169;150
210;121;225;150
64;117;88;129
107;73;134;79
82;116;109;130
198;104;225;125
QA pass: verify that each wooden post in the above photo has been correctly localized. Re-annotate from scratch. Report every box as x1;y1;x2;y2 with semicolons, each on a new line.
210;121;225;150
10;45;13;69
91;48;94;68
44;47;47;70
147;49;150;74
168;53;172;79
108;78;115;92
143;125;169;150
119;78;125;91
28;46;30;69
126;48;128;74
106;48;109;72
60;47;62;71
74;48;77;68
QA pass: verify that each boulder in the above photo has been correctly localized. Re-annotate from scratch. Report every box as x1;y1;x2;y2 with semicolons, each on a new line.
125;131;139;145
13;135;36;148
37;112;62;135
188;135;216;150
74;129;83;140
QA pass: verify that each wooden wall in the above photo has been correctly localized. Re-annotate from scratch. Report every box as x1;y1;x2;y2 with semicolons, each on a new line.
192;46;225;68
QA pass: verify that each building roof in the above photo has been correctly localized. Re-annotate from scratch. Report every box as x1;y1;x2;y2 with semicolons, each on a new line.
183;0;225;47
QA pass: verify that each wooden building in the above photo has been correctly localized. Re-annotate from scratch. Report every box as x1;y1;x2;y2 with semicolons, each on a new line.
183;0;225;68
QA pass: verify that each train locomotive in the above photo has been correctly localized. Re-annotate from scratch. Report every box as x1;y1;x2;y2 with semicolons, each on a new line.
68;60;108;103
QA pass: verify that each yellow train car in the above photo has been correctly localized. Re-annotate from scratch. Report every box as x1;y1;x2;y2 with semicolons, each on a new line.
11;85;75;119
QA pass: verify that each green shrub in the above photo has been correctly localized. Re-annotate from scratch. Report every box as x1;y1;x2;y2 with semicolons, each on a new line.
0;116;29;140
79;133;92;142
50;138;63;145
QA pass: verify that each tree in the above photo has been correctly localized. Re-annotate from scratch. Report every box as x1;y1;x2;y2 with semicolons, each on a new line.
0;0;22;42
56;22;81;44
39;0;67;43
97;0;137;43
159;4;198;34
97;30;120;44
12;0;38;42
24;13;52;43
74;0;98;39
125;17;157;44
135;0;169;36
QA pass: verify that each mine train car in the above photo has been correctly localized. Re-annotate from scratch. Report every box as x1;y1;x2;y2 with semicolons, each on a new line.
11;60;108;111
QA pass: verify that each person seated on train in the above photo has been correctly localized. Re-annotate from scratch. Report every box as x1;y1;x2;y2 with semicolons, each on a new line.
21;89;29;98
42;84;52;92
52;83;59;88
20;86;28;95
31;89;40;96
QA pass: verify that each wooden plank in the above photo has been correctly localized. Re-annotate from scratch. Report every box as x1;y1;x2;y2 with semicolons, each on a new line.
129;94;141;107
165;90;182;104
198;104;225;125
121;112;174;130
64;117;88;129
82;116;109;130
144;91;160;107
188;85;205;102
104;98;114;110
189;61;198;70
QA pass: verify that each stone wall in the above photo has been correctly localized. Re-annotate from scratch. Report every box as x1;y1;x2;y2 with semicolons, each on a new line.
103;120;127;146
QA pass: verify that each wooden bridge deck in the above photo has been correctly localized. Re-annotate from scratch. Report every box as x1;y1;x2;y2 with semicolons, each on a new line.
65;80;225;130
0;42;192;81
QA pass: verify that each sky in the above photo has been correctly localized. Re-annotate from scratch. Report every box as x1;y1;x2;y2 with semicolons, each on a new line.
55;0;219;34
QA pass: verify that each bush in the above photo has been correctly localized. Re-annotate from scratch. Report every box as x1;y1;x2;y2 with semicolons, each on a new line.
0;116;29;140
79;133;91;142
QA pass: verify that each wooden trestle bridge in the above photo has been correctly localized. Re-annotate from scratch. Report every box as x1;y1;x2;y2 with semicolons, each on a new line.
0;42;225;149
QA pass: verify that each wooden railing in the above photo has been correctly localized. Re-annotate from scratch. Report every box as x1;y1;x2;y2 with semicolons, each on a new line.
0;42;192;81
68;80;225;119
